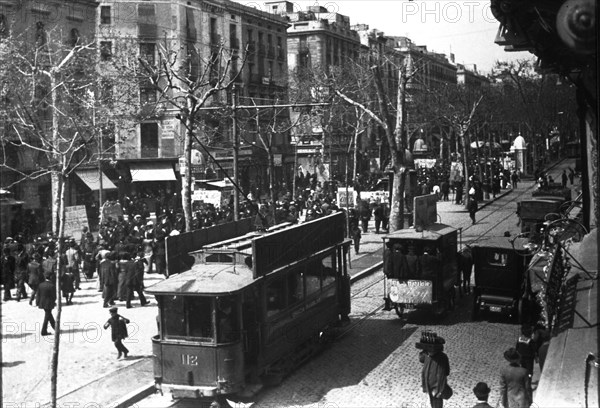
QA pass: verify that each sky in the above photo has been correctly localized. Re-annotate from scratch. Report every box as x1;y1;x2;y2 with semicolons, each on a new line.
236;0;535;73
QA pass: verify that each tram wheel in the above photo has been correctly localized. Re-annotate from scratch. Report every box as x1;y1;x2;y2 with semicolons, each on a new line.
394;304;404;318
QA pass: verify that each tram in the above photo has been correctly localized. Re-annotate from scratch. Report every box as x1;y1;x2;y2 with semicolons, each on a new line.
146;212;352;401
382;223;458;317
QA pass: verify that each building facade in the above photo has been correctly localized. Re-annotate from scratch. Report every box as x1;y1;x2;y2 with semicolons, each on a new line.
265;1;362;183
97;0;289;200
0;0;99;234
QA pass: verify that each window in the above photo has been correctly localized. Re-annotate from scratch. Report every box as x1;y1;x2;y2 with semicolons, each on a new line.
210;17;218;44
0;14;9;38
140;122;158;158
100;6;111;24
69;28;80;47
187;297;214;340
139;86;157;104
216;296;239;343
162;295;215;342
266;277;285;317
229;23;238;49
287;268;304;307
139;42;155;65
100;41;112;61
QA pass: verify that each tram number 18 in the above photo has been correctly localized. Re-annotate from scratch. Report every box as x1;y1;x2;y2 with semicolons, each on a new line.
181;354;198;365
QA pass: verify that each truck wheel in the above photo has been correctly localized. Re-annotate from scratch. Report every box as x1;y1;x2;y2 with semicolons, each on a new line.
394;304;404;318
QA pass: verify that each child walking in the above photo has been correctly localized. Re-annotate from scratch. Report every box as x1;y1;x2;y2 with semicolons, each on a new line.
103;307;130;359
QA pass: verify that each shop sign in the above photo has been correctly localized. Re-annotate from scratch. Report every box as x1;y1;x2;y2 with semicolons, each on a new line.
274;154;282;166
161;119;178;139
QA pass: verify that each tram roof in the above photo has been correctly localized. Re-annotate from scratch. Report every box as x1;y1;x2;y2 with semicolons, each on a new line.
382;223;456;241
145;262;254;295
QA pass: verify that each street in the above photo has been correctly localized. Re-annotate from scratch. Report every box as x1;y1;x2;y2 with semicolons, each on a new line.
1;159;579;407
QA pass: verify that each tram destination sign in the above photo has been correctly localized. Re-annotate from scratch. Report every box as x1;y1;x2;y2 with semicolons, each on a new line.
252;212;346;278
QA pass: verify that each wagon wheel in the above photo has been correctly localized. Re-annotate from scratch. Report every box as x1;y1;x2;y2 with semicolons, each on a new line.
394;304;404;318
544;218;587;246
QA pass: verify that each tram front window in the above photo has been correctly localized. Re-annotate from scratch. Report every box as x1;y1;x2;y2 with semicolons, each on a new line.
162;295;214;341
188;297;214;341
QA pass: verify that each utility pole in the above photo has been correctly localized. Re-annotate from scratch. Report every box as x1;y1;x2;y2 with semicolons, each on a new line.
232;85;239;221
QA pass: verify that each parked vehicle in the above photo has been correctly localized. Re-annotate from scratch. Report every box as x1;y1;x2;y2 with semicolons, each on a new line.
147;213;351;402
471;237;532;321
382;223;458;318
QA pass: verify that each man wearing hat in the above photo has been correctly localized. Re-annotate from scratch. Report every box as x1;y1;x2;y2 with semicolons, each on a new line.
419;335;451;408
36;272;56;335
500;347;532;408
472;382;493;408
103;307;130;359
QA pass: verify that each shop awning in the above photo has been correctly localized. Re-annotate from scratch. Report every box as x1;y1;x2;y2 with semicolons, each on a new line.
130;162;176;182
75;169;116;190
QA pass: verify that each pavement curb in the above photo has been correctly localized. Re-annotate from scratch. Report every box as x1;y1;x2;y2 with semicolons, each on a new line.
111;381;156;408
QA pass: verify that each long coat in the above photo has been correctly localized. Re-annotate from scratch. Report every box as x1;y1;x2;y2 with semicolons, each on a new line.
36;280;56;310
420;350;450;398
27;261;44;287
500;363;532;408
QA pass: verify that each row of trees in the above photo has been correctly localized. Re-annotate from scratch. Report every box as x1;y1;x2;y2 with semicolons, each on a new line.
0;23;578;407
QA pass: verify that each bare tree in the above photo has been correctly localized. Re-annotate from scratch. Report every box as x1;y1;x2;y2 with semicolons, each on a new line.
138;40;246;231
0;25;136;407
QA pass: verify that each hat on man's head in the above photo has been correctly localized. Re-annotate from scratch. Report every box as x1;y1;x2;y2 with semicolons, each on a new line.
503;347;521;364
134;214;142;219
109;307;118;313
473;382;491;399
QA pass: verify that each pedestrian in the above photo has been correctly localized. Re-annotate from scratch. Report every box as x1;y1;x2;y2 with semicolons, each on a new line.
359;200;371;233
533;325;551;371
103;307;130;359
126;253;148;308
511;171;519;189
116;253;129;301
1;246;15;301
515;324;536;377
101;252;118;308
36;272;56;336
499;347;532;408
14;244;29;301
468;193;478;225
561;170;568;188
441;179;450;201
65;240;81;290
60;266;75;305
471;382;493;408
350;222;361;255
419;335;451;408
27;252;44;305
373;202;384;234
568;167;575;185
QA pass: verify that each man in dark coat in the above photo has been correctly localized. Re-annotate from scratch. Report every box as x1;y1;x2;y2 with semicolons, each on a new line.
499;347;532;408
14;244;29;301
100;252;118;308
373;202;385;234
103;307;130;359
420;344;451;408
2;247;15;301
36;273;56;336
27;253;44;305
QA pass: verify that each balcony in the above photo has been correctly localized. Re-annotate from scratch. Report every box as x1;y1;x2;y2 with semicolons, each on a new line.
277;47;285;61
246;40;256;53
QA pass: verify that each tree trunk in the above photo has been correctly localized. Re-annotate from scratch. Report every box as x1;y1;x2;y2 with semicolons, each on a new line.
51;170;66;407
460;127;471;209
182;100;194;233
268;149;276;220
51;75;60;235
389;166;406;231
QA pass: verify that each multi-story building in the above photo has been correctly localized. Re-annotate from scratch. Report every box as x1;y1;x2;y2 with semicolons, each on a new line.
456;63;490;88
98;0;289;199
265;1;362;183
0;0;99;235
